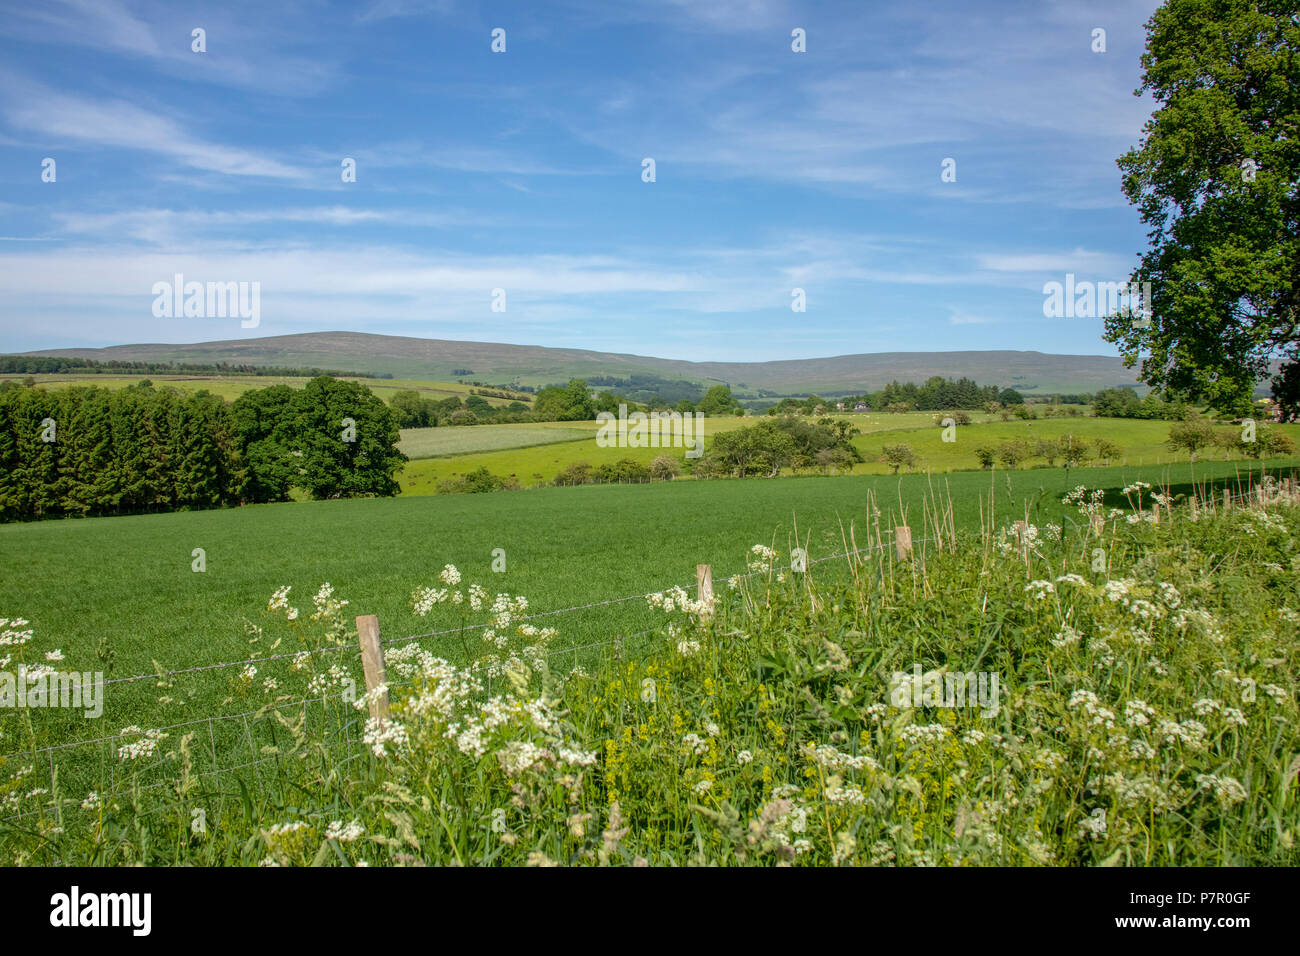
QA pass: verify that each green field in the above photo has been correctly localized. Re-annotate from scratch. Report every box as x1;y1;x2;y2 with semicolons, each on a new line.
398;423;593;460
2;459;1296;865
1;457;1293;763
393;413;1300;491
0;373;526;407
846;416;1275;470
397;416;755;489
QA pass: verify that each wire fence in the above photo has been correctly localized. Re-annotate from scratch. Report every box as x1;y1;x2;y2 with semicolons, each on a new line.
7;472;1289;826
9;475;1289;774
0;534;922;773
0;610;694;824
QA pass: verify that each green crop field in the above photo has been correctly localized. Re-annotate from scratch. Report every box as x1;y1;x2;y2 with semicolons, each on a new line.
0;373;525;407
397;416;755;489
393;414;1300;491
397;412;981;473
1;457;1292;764
847;417;1298;470
2;457;1296;865
399;423;594;460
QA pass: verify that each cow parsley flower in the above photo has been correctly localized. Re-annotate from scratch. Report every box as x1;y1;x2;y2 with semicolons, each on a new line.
117;727;166;761
326;819;365;843
1025;580;1055;600
1078;807;1107;840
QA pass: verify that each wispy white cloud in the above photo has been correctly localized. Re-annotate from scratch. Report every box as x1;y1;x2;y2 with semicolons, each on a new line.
48;206;487;244
949;312;997;326
0;0;335;96
356;0;457;22
977;249;1133;275
0;76;304;179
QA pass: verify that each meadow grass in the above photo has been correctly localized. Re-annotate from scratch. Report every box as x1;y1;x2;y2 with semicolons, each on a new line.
2;476;1296;865
397;415;754;490
0;457;1293;772
399;423;594;460
848;416;1300;471
0;373;522;407
396;414;1300;490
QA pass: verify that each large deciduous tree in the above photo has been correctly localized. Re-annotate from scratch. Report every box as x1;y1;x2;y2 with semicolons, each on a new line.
1107;0;1299;416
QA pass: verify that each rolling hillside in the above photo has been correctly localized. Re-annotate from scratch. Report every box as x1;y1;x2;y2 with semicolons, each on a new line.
23;331;1144;396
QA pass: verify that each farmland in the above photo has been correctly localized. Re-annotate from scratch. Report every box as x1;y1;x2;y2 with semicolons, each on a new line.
0;372;526;407
2;376;1298;862
1;468;1296;865
395;412;1300;490
399;423;593;460
1;457;1293;752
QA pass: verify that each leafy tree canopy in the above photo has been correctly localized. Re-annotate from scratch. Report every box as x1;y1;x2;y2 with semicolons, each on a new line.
1107;0;1299;416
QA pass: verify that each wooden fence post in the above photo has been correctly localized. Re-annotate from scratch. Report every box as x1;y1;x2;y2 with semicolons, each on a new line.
696;564;713;607
355;615;389;721
1223;488;1231;512
894;526;913;561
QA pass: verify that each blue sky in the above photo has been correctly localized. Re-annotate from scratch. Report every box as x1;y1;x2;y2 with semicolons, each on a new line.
0;0;1162;362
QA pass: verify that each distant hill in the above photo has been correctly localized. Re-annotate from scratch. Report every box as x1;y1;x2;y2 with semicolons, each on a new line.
24;332;1144;396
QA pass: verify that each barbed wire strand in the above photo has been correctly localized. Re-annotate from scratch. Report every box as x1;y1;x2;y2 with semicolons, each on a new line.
1;534;941;765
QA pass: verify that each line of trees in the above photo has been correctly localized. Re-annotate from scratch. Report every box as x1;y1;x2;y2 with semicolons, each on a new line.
0;378;405;522
695;416;862;478
388;390;532;427
436;456;683;494
763;378;1022;415
391;379;747;428
1166;418;1295;462
1092;387;1188;420
857;377;1019;411
972;436;1124;472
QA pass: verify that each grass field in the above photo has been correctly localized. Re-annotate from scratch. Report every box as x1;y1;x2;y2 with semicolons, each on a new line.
394;413;1300;491
399;423;593;460
0;373;527;407
846;416;1272;470
1;456;1294;776
397;416;756;489
2;467;1296;864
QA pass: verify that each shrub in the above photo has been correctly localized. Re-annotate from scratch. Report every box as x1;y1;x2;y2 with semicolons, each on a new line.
436;466;517;494
650;456;681;480
592;458;651;484
996;439;1031;470
1167;417;1216;462
1093;438;1123;464
552;462;593;486
1033;438;1061;466
880;443;916;474
1059;435;1090;467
